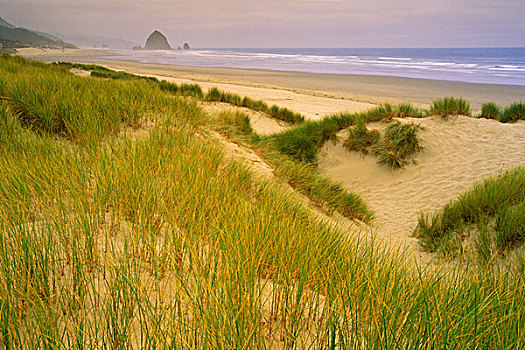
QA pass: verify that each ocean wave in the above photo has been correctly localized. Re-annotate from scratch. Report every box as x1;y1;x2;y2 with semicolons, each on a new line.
377;57;413;61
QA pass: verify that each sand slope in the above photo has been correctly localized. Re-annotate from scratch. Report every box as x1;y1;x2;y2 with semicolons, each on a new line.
319;116;525;248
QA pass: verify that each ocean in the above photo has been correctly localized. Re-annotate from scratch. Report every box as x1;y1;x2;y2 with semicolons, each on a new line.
104;47;525;86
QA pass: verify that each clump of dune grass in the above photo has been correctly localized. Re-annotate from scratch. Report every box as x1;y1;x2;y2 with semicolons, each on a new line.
495;201;525;251
273;128;318;163
273;157;374;221
272;113;354;163
415;167;525;257
480;102;503;120
205;87;304;124
54;61;111;72
270;107;417;165
216;110;253;136
89;68;159;84
362;103;395;122
241;96;269;111
373;121;423;169
0;55;204;145
393;102;426;118
268;105;304;124
500;102;525;123
55;61;160;84
158;80;204;98
204;86;223;102
361;102;425;121
428;96;471;117
55;61;207;98
344;118;379;154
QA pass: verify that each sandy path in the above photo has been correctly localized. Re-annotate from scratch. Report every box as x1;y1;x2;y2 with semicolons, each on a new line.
319;116;525;247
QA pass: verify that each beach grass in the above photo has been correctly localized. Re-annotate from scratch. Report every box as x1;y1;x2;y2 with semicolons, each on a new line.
365;102;425;120
1;59;185;144
90;69;159;84
158;80;204;98
393;102;425;118
428;96;471;117
414;166;525;257
343;117;380;154
216;110;254;136
208;109;373;222
495;201;525;251
480;102;503;120
271;113;354;163
343;118;422;169
501;102;525;123
205;87;305;124
373;121;423;169
1;54;525;348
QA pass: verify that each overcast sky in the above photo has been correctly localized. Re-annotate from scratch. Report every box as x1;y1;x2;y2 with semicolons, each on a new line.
1;0;524;48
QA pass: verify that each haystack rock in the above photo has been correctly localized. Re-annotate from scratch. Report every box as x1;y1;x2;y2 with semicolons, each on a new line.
143;30;171;50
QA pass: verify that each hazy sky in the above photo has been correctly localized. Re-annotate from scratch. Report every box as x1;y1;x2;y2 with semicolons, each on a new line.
1;0;524;47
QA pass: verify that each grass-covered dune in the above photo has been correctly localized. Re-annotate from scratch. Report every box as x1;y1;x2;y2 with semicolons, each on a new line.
415;167;525;260
1;54;525;348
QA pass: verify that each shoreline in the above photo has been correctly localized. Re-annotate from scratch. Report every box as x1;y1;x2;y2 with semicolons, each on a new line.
18;48;525;110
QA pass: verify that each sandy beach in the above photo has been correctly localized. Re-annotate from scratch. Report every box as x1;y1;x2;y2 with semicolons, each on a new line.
18;48;525;255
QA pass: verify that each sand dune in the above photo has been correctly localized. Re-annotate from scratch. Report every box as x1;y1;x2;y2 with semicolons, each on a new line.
19;49;525;256
319;116;525;247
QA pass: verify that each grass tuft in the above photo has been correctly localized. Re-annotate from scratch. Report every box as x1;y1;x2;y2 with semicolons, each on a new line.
500;102;525;123
393;102;425;118
495;201;525;251
428;97;471;117
415;167;525;254
158;80;204;98
373;121;423;169
271;113;354;163
480;102;503;120
216;110;253;136
344;118;380;154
